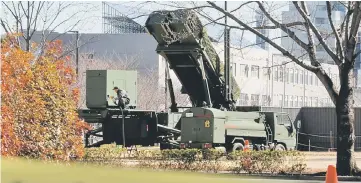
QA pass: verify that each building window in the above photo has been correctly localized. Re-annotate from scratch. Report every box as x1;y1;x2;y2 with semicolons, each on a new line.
263;67;271;80
240;93;249;105
279;67;284;82
262;95;270;106
274;67;278;81
295;69;299;84
290;96;294;107
232;63;237;76
285;95;289;107
279;94;283;107
304;96;308;106
300;70;304;84
299;96;303;107
316;5;327;11
251;94;260;105
310;74;313;85
315;76;319;86
315;97;319;107
251;65;260;78
315;17;326;24
305;71;308;85
240;64;249;77
290;69;294;83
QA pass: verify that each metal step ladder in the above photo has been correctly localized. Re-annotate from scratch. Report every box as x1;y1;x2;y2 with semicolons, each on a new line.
265;123;273;144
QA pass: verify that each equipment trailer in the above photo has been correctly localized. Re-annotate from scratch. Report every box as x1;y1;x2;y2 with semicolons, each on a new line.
78;70;183;148
145;9;297;152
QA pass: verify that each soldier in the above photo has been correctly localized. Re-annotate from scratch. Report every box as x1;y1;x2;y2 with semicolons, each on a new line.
110;86;130;109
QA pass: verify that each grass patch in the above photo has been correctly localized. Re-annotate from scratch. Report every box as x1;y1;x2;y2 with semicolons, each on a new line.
2;157;265;183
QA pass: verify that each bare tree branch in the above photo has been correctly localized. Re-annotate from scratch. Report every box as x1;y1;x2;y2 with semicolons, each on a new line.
343;1;352;51
29;2;45;39
233;36;287;50
292;1;342;66
207;1;319;72
327;1;344;61
255;2;310;52
202;1;256;27
345;2;361;63
293;2;319;67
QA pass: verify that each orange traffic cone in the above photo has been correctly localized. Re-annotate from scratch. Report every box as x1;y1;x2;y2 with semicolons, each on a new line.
244;140;249;151
325;165;338;183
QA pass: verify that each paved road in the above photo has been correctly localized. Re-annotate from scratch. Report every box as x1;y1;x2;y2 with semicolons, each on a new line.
233;179;355;183
304;154;361;171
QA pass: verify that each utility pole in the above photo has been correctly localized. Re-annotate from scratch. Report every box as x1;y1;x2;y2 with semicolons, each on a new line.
69;31;79;76
224;1;231;104
75;31;79;76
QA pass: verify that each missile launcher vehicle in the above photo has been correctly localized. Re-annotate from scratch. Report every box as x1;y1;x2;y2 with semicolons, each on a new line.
145;9;297;151
77;9;297;152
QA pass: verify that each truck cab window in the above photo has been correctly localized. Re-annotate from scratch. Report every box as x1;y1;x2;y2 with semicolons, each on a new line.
282;114;292;127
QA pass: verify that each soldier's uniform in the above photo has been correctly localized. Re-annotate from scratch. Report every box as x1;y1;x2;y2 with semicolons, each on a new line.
112;86;130;109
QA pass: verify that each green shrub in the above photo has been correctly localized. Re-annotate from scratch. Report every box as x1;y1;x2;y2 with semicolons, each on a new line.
82;145;306;175
228;150;306;174
82;143;128;166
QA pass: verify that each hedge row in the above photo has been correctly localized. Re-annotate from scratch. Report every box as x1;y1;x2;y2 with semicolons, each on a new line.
81;144;307;175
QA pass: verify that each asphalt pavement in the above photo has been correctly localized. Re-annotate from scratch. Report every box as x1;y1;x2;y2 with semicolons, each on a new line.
234;179;355;183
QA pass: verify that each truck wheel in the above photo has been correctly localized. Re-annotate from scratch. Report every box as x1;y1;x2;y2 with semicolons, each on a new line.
275;143;286;151
160;143;169;150
232;143;244;151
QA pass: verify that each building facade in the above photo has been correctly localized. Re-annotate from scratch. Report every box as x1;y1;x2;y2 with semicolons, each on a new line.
254;10;269;50
211;43;341;107
281;1;346;64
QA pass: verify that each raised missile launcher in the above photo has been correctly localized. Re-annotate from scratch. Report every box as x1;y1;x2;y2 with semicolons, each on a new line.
145;9;297;152
145;9;240;110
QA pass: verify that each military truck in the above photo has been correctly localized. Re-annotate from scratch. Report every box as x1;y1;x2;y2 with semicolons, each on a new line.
179;107;296;152
145;9;298;152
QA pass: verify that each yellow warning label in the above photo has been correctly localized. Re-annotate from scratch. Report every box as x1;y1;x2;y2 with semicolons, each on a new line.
204;120;210;128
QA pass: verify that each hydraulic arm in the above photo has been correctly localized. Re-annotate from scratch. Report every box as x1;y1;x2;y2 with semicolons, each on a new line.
145;9;240;111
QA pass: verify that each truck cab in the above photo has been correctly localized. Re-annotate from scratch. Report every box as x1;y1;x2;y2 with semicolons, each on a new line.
264;112;297;151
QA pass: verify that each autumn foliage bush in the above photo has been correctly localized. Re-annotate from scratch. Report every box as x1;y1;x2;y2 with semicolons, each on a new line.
1;35;90;160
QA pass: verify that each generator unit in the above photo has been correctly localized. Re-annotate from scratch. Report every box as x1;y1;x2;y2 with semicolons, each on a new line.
85;70;137;109
79;70;160;147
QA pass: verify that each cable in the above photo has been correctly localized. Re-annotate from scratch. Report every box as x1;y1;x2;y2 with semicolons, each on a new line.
120;104;126;148
298;132;361;138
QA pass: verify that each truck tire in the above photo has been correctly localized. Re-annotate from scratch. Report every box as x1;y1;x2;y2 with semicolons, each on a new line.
232;143;244;151
275;143;286;151
160;143;169;150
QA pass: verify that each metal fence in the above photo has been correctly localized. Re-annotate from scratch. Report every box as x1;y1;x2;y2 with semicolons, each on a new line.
260;106;361;151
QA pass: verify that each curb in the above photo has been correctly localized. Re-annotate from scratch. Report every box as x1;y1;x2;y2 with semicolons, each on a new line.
217;173;361;181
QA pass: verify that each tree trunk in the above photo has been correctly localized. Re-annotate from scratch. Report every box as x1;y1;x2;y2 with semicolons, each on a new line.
336;65;360;176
